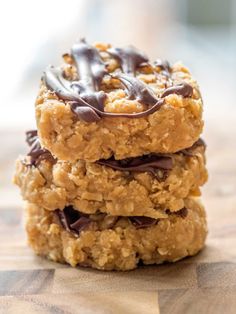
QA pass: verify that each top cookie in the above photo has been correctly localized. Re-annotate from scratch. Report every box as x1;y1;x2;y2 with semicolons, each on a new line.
36;39;203;162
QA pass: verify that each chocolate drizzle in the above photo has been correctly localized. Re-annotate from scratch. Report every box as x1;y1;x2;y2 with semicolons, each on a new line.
97;154;173;179
44;39;107;122
108;46;148;75
96;138;205;179
180;138;206;157
56;206;189;236
43;39;194;122
175;207;188;218
129;216;157;229
161;82;193;98
114;74;158;106
154;59;171;77
166;207;188;218
56;207;92;235
70;39;107;111
154;59;171;71
26;130;56;166
25;130;173;179
25;130;204;182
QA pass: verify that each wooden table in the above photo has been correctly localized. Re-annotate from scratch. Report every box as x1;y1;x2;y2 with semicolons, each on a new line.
0;121;235;314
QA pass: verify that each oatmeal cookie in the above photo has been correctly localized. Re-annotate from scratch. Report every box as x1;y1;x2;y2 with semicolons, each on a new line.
36;39;203;162
14;133;207;218
26;198;207;271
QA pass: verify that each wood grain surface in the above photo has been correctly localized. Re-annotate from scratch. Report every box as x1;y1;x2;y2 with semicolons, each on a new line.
0;121;236;314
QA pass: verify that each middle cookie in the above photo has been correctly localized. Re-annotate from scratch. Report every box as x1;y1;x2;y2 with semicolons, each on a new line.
14;132;207;219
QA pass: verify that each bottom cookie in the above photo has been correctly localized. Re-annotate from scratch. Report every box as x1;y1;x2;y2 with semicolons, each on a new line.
26;198;207;271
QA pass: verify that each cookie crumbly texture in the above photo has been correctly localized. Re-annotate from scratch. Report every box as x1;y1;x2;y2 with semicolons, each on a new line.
14;144;207;218
36;42;203;162
26;198;207;271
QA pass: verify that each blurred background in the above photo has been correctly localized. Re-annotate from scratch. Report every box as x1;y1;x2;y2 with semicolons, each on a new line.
0;0;236;210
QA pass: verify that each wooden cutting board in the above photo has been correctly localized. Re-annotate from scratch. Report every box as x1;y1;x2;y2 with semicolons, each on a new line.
0;124;235;314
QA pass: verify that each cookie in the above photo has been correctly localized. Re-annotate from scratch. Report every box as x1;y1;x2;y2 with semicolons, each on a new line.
14;132;207;218
36;39;203;162
26;198;207;271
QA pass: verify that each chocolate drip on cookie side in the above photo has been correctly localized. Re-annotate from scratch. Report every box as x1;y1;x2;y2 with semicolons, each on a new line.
180;138;206;156
129;216;157;229
25;130;56;166
96;138;205;179
25;130;173;179
97;154;173;180
43;39;194;122
166;207;188;219
56;207;91;235
25;130;204;181
56;206;189;236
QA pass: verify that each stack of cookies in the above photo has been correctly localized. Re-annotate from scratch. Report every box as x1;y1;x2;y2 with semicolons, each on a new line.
14;39;208;271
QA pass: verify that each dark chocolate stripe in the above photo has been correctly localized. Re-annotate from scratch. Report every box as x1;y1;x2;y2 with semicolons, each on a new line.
55;206;189;236
161;82;193;98
56;207;90;235
43;39;194;122
97;155;173;179
25;130;204;176
180;138;206;156
71;39;107;111
129;216;157;229
154;59;171;75
107;45;148;75
44;39;108;122
25;130;56;166
114;74;158;106
44;67;80;102
72;38;107;91
25;131;174;179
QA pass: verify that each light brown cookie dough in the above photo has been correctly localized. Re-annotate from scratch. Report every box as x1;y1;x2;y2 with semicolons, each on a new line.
36;40;203;162
26;198;207;271
14;141;207;218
